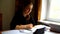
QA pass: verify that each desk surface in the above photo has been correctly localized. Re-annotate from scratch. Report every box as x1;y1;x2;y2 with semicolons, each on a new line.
0;30;60;34
45;31;60;34
1;25;60;34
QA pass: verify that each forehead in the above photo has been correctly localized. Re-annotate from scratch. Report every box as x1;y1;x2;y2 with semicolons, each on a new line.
26;4;33;9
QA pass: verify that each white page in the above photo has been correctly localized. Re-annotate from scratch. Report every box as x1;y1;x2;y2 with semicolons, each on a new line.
19;29;33;34
2;30;29;34
30;25;46;32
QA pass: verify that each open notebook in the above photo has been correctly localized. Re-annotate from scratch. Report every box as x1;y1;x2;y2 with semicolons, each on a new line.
2;25;50;34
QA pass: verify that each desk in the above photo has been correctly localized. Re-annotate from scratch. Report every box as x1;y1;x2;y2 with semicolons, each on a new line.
44;31;60;34
1;25;60;34
0;30;60;34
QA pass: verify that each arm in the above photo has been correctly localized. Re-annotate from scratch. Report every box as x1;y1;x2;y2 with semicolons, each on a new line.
10;15;35;30
15;15;34;30
15;24;33;30
10;17;17;30
30;15;37;26
10;16;19;30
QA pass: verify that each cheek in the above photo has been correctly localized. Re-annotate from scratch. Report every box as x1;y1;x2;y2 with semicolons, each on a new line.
24;8;32;14
25;9;30;13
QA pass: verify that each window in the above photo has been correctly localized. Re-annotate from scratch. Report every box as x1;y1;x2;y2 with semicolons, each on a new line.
40;0;60;25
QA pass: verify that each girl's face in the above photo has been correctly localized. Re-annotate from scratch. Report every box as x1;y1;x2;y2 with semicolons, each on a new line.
23;4;33;15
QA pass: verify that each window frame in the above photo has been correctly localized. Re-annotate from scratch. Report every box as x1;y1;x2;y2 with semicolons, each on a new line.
38;0;60;25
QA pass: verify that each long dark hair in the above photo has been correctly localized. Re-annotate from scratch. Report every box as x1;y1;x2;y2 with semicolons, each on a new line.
15;0;33;17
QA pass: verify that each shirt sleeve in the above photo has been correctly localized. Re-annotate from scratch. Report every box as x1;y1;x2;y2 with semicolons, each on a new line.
10;16;19;30
10;17;16;30
30;16;37;26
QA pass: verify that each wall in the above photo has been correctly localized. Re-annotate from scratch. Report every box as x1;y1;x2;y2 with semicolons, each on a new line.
1;0;15;30
0;0;2;13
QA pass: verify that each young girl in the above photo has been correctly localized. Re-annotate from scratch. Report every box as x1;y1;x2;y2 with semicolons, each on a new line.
10;0;36;30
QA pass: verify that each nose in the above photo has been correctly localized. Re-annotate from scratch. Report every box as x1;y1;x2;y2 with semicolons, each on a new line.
26;9;30;12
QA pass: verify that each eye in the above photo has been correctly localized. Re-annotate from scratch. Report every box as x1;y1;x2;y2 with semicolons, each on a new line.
26;8;30;11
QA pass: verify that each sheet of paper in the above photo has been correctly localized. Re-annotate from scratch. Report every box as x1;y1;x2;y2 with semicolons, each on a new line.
19;29;33;34
30;25;46;32
2;30;30;34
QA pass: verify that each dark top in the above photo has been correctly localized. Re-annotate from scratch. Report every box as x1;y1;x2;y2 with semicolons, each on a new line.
10;14;36;30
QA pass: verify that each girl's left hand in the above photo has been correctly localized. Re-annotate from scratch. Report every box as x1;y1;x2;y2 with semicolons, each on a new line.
26;24;33;29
